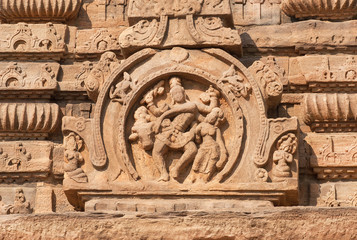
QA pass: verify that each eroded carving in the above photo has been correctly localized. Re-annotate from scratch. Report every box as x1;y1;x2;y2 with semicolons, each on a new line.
75;61;93;89
127;76;230;182
0;143;31;171
0;189;32;215
249;59;283;107
85;51;120;101
64;132;88;183
272;133;297;182
110;72;137;105
219;64;251;99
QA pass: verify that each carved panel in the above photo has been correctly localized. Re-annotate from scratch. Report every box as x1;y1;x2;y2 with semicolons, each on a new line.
62;48;298;210
232;0;282;26
0;103;60;139
307;133;357;179
0;23;66;60
0;142;52;181
282;0;357;20
0;0;83;22
127;0;231;18
303;94;357;132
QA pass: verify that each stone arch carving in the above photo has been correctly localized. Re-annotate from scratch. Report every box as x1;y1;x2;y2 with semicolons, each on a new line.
88;48;276;183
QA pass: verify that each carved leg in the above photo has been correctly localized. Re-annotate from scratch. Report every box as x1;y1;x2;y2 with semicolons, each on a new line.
171;141;197;180
152;140;169;182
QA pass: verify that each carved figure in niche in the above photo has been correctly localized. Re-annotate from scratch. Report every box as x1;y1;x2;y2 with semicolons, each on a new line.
12;189;31;214
188;107;227;183
130;76;223;182
110;72;137;105
219;64;251;99
152;77;198;181
64;132;88;183
272;133;297;182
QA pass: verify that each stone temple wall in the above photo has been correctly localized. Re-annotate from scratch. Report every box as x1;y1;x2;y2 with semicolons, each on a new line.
0;0;356;236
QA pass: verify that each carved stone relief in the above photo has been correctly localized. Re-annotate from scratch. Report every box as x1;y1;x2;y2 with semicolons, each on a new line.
0;0;83;22
62;48;298;210
0;23;66;60
282;0;357;20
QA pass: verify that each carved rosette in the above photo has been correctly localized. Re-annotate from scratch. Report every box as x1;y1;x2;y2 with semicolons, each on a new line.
0;0;83;22
282;0;357;20
62;48;299;210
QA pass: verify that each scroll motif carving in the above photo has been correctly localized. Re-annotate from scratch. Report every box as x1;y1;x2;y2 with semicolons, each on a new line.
85;51;120;102
0;0;83;22
272;133;297;182
64;132;88;183
187;16;241;45
119;16;168;50
249;59;283;107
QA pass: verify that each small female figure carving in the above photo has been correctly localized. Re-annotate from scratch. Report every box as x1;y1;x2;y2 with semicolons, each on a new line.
189;107;228;183
272;133;297;182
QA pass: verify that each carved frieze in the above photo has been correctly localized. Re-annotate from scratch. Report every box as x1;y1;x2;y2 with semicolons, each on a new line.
62;48;298;210
76;29;122;57
303;94;357;132
0;23;66;60
307;134;357;179
119;0;241;56
0;0;83;22
127;0;231;18
289;56;357;93
312;183;357;207
282;0;357;20
232;0;282;25
0;142;52;181
0;103;60;139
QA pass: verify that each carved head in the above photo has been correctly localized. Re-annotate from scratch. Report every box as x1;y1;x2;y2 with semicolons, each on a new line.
206;107;224;126
14;189;25;203
170;84;186;104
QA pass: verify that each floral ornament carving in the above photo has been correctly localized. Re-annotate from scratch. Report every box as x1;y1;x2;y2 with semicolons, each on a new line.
218;64;251;99
272;133;297;182
249;59;283;106
85;51;120;102
255;168;268;182
64;132;88;183
110;72;137;105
